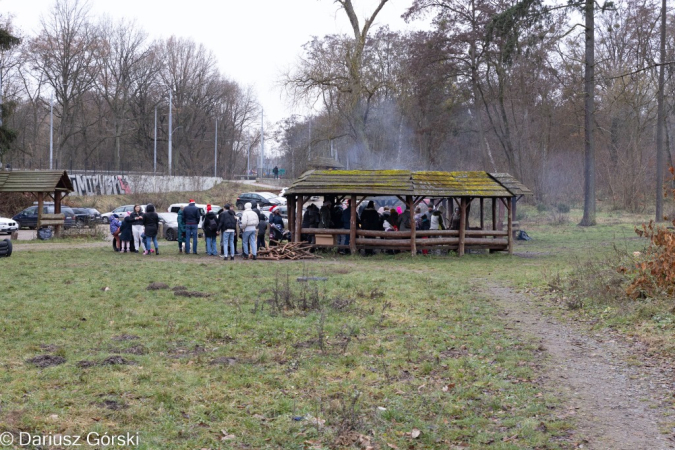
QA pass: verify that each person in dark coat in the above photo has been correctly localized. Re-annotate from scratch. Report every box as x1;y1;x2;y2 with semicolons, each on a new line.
302;203;319;243
319;201;333;228
269;207;286;245
119;212;133;253
183;200;201;254
359;201;381;256
251;201;265;221
142;204;160;255
218;204;238;260
177;207;186;253
203;204;219;256
257;213;268;249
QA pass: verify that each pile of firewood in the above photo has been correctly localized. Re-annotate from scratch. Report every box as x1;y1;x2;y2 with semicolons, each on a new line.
257;242;321;260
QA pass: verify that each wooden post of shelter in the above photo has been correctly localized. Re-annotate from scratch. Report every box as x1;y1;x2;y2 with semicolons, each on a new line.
458;197;467;256
288;196;296;242
295;195;303;243
408;195;416;256
507;197;513;255
54;191;62;237
37;192;44;234
492;198;497;231
480;198;484;230
349;194;357;255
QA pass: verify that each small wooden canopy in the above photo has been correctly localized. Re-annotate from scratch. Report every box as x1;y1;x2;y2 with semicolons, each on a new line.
0;171;74;236
0;170;74;193
285;170;531;257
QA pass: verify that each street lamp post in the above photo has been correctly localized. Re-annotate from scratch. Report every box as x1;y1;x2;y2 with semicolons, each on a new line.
214;116;218;178
49;94;54;170
153;106;157;174
168;90;173;176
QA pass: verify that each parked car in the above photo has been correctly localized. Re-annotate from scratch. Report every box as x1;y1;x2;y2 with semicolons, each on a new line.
12;206;76;229
101;205;147;223
235;192;286;210
167;203;221;231
0;217;19;234
71;207;102;227
158;212;179;241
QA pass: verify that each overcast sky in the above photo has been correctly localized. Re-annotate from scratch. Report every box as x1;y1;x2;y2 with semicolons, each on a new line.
2;0;428;126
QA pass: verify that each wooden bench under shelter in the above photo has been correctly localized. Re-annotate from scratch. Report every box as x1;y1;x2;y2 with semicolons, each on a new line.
0;171;74;237
284;170;532;257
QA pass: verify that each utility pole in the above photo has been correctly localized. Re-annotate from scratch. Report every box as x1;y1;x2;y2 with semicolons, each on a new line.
153;106;157;174
214;117;218;178
260;109;264;177
168;90;173;176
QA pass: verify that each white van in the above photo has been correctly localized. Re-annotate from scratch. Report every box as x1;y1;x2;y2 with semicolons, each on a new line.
167;203;222;229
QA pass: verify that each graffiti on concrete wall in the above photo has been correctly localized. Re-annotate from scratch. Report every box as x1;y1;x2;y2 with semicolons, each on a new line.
70;175;132;196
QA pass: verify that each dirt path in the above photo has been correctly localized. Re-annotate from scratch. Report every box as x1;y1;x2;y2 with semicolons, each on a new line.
486;283;675;450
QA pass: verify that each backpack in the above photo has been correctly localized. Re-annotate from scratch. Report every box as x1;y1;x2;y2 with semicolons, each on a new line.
207;216;218;232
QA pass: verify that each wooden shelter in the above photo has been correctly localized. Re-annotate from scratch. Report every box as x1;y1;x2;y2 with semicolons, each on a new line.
285;170;531;256
0;171;74;236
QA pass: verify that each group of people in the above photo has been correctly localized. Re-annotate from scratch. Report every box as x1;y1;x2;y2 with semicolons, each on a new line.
301;197;459;255
109;204;160;255
109;198;460;259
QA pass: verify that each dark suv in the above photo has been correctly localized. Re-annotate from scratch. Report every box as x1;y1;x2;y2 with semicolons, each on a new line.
72;207;102;227
13;206;76;229
235;192;284;210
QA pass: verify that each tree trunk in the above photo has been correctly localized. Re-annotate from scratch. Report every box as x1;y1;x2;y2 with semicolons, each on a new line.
655;0;666;222
579;0;596;227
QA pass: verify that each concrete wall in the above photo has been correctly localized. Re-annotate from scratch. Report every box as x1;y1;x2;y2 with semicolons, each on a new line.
69;173;224;196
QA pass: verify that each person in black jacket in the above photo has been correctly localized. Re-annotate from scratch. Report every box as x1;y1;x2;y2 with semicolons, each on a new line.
251;201;265;221
257;213;268;250
359;201;381;256
119;212;133;253
302;203;319;244
183;200;200;254
142;204;160;255
218;204;238;260
203;204;219;256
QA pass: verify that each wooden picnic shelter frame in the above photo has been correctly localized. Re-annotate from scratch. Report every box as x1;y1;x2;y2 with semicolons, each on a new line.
284;170;531;256
0;171;74;237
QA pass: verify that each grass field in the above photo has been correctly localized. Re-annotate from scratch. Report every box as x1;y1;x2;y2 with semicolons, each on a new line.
0;209;657;449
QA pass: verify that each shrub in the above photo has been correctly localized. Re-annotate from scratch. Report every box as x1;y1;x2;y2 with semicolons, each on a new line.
556;203;571;213
623;168;675;298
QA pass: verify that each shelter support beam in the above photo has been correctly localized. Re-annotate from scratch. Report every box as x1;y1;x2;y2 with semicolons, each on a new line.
408;195;416;256
350;195;357;255
295;195;303;243
459;197;467;256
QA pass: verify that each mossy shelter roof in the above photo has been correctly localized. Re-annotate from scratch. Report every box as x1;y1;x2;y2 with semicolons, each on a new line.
0;170;74;193
285;170;528;198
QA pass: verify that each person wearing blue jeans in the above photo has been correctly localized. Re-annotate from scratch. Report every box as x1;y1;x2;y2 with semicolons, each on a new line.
239;202;259;260
218;204;238;261
183;200;201;254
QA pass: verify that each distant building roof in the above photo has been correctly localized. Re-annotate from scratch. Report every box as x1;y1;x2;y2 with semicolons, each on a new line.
0;171;74;193
306;157;345;170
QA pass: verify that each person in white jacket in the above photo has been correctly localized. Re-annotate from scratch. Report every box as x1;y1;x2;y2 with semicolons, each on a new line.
240;202;260;260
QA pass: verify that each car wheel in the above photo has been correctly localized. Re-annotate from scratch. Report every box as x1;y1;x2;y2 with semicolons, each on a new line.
236;202;244;210
103;216;109;224
166;228;176;241
76;219;85;229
